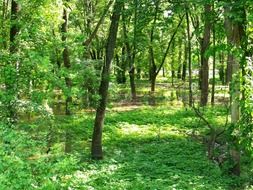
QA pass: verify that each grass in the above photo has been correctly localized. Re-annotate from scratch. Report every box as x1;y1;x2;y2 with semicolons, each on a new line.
2;80;252;189
33;105;241;190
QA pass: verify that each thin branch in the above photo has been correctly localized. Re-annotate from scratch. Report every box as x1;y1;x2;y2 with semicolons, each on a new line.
83;0;114;47
155;14;185;76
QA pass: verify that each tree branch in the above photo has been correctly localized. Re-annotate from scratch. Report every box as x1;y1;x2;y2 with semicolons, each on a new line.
155;14;185;76
83;0;114;47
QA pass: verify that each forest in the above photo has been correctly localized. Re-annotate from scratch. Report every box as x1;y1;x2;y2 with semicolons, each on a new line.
0;0;253;189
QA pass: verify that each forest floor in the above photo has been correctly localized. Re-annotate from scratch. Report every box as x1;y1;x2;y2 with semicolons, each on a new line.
5;79;252;189
74;106;235;190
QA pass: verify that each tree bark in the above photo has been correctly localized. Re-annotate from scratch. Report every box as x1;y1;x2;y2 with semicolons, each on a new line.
122;3;137;101
171;39;175;86
211;19;216;106
61;2;72;153
227;2;247;176
177;38;182;79
5;0;20;124
186;9;192;106
182;32;187;81
224;5;233;84
91;0;122;159
200;4;211;106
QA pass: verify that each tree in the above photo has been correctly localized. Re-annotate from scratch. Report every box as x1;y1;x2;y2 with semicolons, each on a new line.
200;3;211;106
61;0;72;153
5;0;20;124
91;0;123;159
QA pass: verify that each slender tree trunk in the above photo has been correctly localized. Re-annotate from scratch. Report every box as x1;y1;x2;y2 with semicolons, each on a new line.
149;0;159;94
91;0;122;159
200;4;211;106
122;3;137;101
171;39;175;86
186;10;192;106
182;33;187;81
211;22;216;106
5;0;20;123
219;53;225;85
61;3;72;153
230;24;241;176
1;0;9;49
224;5;233;84
177;38;182;79
116;49;126;84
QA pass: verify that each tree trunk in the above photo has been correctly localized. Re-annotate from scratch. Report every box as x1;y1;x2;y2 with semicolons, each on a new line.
122;3;137;102
227;3;247;176
182;32;187;81
211;20;216;106
61;3;73;153
200;4;211;106
177;38;182;79
186;10;192;106
91;0;122;159
5;0;20;124
171;39;175;86
219;53;225;85
116;52;126;84
224;5;233;84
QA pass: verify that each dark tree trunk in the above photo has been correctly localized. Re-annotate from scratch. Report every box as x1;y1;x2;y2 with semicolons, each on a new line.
10;1;20;53
182;33;187;81
5;0;20;123
211;18;216;106
148;0;159;98
122;4;137;102
61;3;73;153
219;53;225;85
136;67;141;79
186;10;192;106
116;51;126;84
224;5;233;84
171;39;175;86
91;0;122;159
200;4;211;106
177;38;182;79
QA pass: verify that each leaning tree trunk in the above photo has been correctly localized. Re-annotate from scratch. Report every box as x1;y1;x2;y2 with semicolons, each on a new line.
91;0;122;159
200;4;211;106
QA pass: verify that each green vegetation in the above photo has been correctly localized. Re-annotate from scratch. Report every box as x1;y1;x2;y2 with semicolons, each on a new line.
0;103;246;189
1;0;253;189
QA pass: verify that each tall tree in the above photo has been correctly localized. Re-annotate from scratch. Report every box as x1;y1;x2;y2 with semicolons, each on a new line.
200;3;212;106
5;0;20;123
226;1;248;176
61;1;72;153
122;2;137;101
91;0;123;159
186;7;192;106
